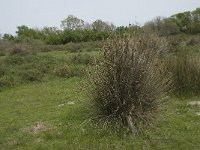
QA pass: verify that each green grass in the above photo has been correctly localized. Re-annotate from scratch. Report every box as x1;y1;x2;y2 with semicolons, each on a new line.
0;46;200;149
0;77;200;150
38;50;100;59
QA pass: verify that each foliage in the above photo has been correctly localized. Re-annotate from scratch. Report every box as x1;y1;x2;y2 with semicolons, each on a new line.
169;8;200;34
69;53;94;65
60;29;109;44
0;50;94;89
21;69;43;82
143;17;180;35
2;34;15;41
61;15;85;30
53;65;70;77
7;25;109;45
92;20;115;32
88;33;172;134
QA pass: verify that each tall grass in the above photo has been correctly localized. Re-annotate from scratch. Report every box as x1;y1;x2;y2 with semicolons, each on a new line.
166;52;200;96
88;33;172;134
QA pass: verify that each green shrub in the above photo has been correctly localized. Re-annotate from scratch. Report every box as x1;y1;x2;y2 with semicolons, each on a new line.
0;53;57;86
53;64;85;78
0;75;16;87
0;51;5;57
8;44;29;56
53;65;70;77
70;53;94;65
4;54;26;65
4;52;37;65
68;65;85;77
88;33;172;134
20;69;43;82
0;67;5;77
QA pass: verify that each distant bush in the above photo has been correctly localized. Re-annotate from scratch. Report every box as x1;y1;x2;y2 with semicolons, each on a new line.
68;65;85;77
53;65;70;77
53;65;85;78
0;53;56;87
186;36;200;46
0;67;5;77
0;51;5;57
88;33;172;134
4;52;37;65
9;47;24;55
70;53;94;65
21;69;43;82
0;50;90;89
0;75;16;87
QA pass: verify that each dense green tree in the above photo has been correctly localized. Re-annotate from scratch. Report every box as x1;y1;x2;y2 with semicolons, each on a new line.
61;15;85;30
41;27;62;44
92;20;115;32
168;8;200;34
3;34;15;41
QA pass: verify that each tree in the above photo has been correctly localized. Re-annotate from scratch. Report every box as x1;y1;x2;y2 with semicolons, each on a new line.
170;11;192;32
41;27;62;44
143;17;180;35
15;25;42;40
92;20;115;32
3;34;15;41
61;15;85;30
192;8;200;22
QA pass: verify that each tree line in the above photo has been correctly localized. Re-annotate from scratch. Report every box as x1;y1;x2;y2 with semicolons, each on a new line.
2;8;200;45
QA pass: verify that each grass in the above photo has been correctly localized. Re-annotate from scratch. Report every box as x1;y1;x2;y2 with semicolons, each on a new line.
0;77;200;150
0;39;200;149
165;52;200;96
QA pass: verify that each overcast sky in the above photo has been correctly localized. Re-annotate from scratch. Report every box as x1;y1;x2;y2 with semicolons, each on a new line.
0;0;200;34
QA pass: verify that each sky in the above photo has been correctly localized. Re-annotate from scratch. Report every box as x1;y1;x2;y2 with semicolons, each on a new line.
0;0;200;35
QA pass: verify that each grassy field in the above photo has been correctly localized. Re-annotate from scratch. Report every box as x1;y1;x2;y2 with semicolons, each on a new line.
0;45;200;149
0;76;200;150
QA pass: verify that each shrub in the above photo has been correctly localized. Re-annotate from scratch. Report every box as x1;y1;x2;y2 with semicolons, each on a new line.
68;65;85;77
0;51;5;57
9;44;29;56
70;53;94;65
53;65;70;77
4;52;38;65
0;75;16;87
88;33;172;134
186;37;200;46
20;69;43;82
4;54;26;65
0;66;5;77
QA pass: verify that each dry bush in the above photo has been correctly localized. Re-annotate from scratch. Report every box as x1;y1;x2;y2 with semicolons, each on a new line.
9;44;28;55
88;33;172;134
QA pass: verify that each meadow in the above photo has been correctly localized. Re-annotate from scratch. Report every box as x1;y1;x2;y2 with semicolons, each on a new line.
0;37;200;150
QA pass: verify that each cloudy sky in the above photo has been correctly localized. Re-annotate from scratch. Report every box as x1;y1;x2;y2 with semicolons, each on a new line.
0;0;200;34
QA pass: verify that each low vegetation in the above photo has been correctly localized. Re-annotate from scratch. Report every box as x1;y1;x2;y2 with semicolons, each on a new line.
0;49;97;89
